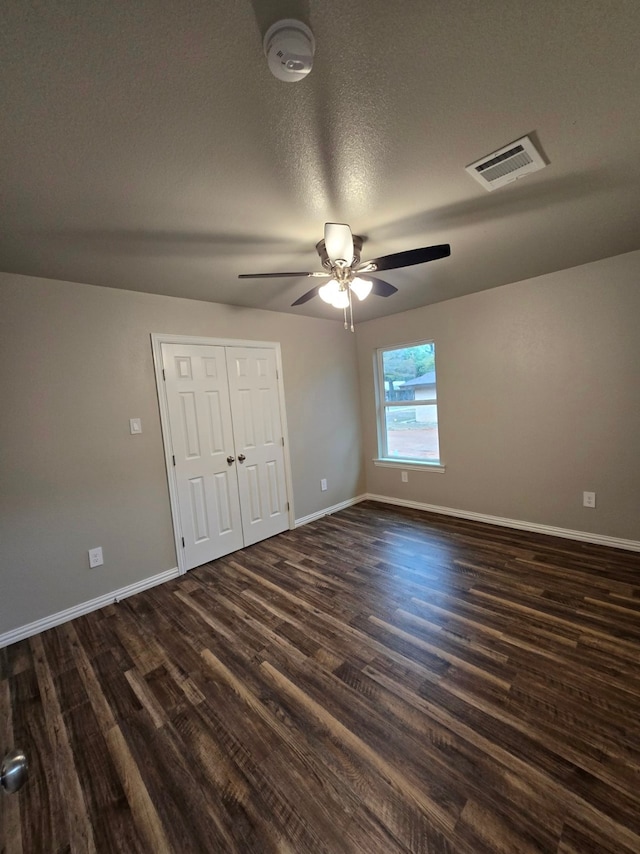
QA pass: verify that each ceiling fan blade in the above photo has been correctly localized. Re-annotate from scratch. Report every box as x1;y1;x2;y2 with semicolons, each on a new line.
324;223;354;266
238;271;318;279
359;275;398;297
291;286;321;306
361;243;451;273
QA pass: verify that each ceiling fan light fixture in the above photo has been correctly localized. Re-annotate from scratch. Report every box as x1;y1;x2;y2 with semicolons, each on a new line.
239;221;451;330
350;277;373;301
324;223;354;266
318;279;340;304
331;289;350;309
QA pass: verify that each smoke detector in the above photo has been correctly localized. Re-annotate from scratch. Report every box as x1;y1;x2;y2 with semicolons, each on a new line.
263;19;315;83
465;135;547;191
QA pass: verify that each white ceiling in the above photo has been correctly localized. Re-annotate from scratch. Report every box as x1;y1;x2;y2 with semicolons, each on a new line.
2;0;640;323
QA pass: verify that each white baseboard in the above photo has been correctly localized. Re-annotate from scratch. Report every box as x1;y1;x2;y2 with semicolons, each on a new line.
365;493;640;552
6;493;633;649
295;494;368;528
0;567;180;649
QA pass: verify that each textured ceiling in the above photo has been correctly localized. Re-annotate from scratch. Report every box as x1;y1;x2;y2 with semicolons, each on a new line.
2;0;640;322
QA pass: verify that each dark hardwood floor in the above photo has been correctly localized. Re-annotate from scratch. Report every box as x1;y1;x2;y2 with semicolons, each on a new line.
2;501;640;853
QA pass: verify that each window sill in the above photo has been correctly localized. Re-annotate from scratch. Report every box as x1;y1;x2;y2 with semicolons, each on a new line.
373;458;446;473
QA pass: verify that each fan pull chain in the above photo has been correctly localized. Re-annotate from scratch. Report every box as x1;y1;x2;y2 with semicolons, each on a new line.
343;306;348;329
348;284;354;332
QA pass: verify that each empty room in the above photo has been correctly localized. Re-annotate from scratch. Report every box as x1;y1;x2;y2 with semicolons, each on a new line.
1;2;639;852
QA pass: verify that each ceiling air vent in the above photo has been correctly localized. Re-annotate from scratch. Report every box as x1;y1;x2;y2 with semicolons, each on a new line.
465;135;546;191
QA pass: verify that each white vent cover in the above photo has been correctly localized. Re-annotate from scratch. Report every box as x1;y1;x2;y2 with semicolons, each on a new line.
465;135;546;191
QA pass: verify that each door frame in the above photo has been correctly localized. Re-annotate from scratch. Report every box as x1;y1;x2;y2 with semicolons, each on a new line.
151;332;296;574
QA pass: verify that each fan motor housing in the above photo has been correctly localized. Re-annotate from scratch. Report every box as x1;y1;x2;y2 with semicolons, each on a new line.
316;235;363;270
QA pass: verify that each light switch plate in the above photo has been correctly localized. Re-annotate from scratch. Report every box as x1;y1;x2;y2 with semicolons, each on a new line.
130;418;142;434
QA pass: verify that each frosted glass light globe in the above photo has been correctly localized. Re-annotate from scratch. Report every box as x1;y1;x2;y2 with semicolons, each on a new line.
350;277;373;301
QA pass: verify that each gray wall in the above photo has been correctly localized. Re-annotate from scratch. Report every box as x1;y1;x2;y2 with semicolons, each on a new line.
356;250;640;542
3;250;639;637
0;274;365;634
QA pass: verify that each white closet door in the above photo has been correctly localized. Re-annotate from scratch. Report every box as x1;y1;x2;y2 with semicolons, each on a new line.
162;343;244;568
226;346;289;546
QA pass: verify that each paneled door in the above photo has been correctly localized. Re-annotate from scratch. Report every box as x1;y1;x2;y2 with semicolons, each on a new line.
162;343;244;568
160;341;290;570
226;347;289;547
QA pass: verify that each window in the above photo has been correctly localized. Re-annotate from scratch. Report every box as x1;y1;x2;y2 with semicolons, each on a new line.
375;340;442;468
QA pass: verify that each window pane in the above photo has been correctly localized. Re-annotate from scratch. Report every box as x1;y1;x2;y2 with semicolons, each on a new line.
382;342;436;402
385;405;440;461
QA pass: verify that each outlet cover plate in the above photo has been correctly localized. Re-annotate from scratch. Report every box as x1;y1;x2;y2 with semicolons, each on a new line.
321;479;327;492
88;547;104;568
583;491;596;508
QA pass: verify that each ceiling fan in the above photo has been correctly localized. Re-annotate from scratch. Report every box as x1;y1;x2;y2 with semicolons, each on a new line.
238;223;451;330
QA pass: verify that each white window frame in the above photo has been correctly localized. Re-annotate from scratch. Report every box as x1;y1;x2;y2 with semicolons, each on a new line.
373;339;445;473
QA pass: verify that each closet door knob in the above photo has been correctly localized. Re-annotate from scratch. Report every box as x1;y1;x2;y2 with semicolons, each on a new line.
238;454;246;463
226;456;235;465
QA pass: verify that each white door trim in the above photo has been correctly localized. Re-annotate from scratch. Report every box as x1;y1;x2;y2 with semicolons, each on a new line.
151;333;296;573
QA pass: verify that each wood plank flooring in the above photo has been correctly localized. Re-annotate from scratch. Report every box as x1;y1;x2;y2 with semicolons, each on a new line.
2;501;640;853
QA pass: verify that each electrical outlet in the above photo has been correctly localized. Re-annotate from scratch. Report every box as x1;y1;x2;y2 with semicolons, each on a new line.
88;547;104;568
583;491;596;508
321;478;327;492
401;471;408;483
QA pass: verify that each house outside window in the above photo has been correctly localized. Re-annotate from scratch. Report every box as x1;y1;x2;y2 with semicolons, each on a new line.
375;340;441;467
